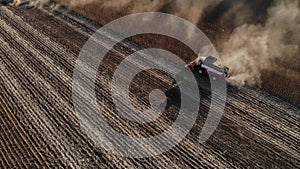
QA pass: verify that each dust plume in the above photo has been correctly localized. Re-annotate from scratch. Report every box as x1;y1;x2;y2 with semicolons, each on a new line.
68;0;299;102
221;0;300;87
69;0;299;87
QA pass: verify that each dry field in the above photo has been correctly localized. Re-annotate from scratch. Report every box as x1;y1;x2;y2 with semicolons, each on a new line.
0;4;299;168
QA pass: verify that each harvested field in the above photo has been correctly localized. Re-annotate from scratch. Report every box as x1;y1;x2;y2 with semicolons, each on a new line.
0;5;299;168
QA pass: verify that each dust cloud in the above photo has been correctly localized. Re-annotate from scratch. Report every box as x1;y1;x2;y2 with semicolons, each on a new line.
65;0;299;88
221;0;300;87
